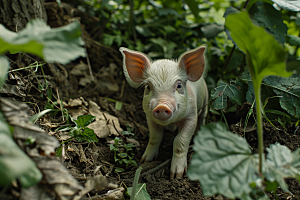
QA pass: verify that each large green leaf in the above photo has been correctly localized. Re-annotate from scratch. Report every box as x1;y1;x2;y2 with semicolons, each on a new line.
272;0;300;11
187;122;259;200
265;143;300;191
0;116;42;187
223;7;240;45
211;79;247;110
249;1;287;44
0;19;85;64
0;56;9;90
225;12;292;86
263;75;300;118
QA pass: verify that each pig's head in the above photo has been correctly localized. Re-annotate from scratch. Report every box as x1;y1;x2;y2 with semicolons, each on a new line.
120;46;206;126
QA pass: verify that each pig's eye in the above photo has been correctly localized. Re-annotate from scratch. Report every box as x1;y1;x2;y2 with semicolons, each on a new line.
144;83;152;96
176;81;184;94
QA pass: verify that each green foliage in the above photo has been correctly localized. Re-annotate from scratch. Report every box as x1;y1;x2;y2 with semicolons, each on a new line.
189;1;300;199
0;56;9;89
263;75;300;118
187;122;258;199
249;1;287;44
69;115;98;142
122;124;135;136
126;167;151;200
226;12;291;85
188;122;300;200
212;70;300;126
127;183;151;200
108;137;137;172
0;19;85;64
0;113;42;187
211;79;247;110
271;0;300;11
0;19;85;188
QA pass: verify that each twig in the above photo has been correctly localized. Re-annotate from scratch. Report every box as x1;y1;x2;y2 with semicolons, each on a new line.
140;159;171;177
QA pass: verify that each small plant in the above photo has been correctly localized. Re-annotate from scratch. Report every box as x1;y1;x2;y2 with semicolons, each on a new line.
57;115;98;143
108;136;137;172
126;167;151;200
68;115;98;142
55;115;98;156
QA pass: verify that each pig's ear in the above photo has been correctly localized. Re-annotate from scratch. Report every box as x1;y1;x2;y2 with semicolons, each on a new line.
178;46;206;82
119;47;151;83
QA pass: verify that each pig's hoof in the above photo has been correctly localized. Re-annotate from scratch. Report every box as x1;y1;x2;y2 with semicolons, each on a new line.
140;154;156;163
140;147;159;163
170;171;184;180
170;157;187;179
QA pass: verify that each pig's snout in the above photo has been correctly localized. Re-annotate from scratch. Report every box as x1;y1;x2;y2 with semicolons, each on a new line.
153;105;172;120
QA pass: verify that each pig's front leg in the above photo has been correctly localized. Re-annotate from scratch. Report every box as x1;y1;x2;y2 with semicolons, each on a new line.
170;116;197;179
140;116;164;162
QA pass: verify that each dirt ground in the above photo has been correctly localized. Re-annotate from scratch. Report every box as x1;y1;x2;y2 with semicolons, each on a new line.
2;2;300;200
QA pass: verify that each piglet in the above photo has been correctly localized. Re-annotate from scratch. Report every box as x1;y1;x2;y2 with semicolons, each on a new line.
119;46;208;179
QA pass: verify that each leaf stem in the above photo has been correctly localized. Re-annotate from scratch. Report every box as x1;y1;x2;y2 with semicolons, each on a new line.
254;82;263;175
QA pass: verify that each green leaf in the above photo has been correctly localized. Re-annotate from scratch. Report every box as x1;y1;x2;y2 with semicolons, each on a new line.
265;143;300;192
249;1;288;44
223;7;240;45
157;8;181;17
135;26;155;37
271;0;300;11
118;153;128;158
211;79;247;110
201;24;224;39
30;109;60;123
241;70;279;107
102;33;116;46
74;127;98;142
149;38;176;59
225;11;292;87
115;167;124;172
265;181;279;192
286;34;300;46
55;125;72;132
0;118;42;187
187;122;259;200
246;0;273;11
0;56;9;90
115;101;123;111
263;75;300;118
0;19;85;64
74;115;96;127
124;143;135;150
130;160;137;166
184;0;200;20
127;183;151;200
286;60;300;75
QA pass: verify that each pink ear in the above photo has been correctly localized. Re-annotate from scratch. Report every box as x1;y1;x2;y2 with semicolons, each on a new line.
120;48;151;83
179;46;206;82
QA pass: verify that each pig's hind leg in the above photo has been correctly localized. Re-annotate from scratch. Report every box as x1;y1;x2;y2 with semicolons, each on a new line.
195;104;208;133
140;117;164;162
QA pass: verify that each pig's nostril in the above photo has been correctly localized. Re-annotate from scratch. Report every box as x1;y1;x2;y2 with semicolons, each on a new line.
153;105;172;121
